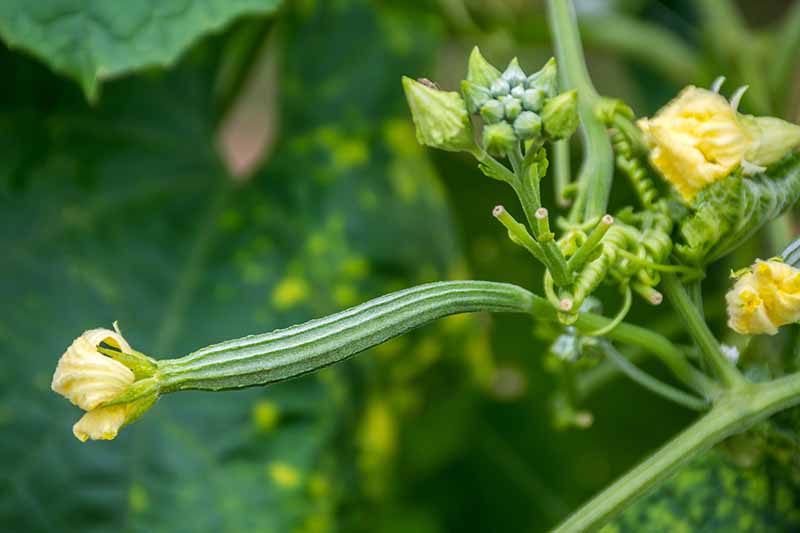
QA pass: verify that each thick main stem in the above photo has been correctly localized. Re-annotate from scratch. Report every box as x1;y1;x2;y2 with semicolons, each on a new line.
547;0;614;222
661;273;745;388
553;374;800;532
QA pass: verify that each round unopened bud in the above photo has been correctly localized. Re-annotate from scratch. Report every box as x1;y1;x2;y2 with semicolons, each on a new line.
461;80;492;114
501;58;527;87
467;47;501;88
511;85;525;99
402;76;475;152
480;99;505;124
542;90;579;140
483;122;516;156
513;111;542;140
491;78;510;97
522;88;546;112
527;57;558;97
502;96;522;120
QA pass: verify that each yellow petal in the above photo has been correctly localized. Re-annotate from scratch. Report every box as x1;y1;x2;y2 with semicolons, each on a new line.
51;328;135;410
639;86;751;202
725;275;777;335
72;404;128;442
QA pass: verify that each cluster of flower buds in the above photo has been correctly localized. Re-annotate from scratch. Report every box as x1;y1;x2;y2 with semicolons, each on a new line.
402;48;578;157
51;325;159;441
462;49;578;155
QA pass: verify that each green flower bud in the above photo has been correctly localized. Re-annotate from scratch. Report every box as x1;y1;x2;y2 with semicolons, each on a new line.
511;85;525;99
514;111;542;140
467;46;501;88
542;90;579;140
402;76;475;152
740;115;800;168
483;122;516;156
501;57;527;87
527;57;558;97
501;95;522;120
461;80;492;114
491;78;511;97
480;99;505;124
522;88;546;112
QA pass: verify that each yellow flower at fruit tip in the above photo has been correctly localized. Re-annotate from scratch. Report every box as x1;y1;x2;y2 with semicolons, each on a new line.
726;259;800;335
51;328;135;411
51;327;144;441
638;86;800;203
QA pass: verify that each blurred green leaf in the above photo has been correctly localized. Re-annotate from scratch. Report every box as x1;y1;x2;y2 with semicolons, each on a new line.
0;0;282;101
0;1;486;530
603;448;800;532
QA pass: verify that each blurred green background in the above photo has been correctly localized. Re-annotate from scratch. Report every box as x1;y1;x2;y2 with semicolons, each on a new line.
2;0;799;531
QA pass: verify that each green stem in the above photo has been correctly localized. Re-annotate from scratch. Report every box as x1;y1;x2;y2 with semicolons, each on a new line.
159;281;535;391
661;274;745;388
601;341;709;411
512;177;572;287
569;309;718;398
547;0;614;222
553;139;573;207
553;374;800;532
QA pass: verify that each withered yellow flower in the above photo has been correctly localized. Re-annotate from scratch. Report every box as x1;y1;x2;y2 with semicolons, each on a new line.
52;326;159;441
51;328;135;411
726;259;800;335
639;86;800;202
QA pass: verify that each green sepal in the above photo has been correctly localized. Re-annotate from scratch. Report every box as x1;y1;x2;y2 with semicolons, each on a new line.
98;346;158;380
676;154;800;265
466;46;501;88
527;57;558;97
501;57;527;87
101;376;160;406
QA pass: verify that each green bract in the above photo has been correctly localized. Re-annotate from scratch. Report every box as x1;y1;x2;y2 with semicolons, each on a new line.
676;154;800;265
542;89;579;140
402;76;475;153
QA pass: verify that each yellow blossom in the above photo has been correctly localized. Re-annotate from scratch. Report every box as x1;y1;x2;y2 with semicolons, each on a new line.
726;259;800;335
638;86;800;202
51;328;135;411
638;87;750;202
51;326;158;441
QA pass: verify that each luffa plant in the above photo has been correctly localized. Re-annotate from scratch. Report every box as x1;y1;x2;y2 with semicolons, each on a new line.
49;1;800;531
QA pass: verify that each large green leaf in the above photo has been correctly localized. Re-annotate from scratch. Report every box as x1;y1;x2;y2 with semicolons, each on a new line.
0;2;486;530
603;448;800;532
0;0;281;101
